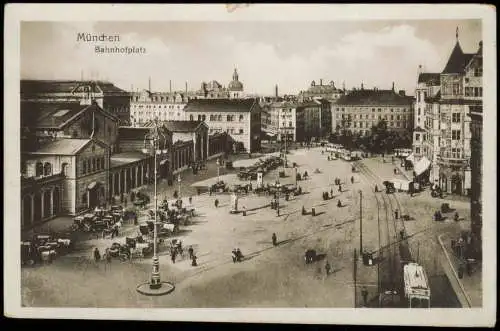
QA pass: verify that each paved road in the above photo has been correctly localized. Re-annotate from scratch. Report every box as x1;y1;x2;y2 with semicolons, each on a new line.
21;149;467;308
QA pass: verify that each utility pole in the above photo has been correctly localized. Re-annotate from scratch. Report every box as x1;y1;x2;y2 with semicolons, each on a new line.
359;190;363;255
353;248;358;307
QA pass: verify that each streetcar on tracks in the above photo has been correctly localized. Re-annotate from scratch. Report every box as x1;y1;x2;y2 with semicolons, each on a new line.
403;262;431;308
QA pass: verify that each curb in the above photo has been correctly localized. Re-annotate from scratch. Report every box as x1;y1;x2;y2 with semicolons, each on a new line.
437;233;473;308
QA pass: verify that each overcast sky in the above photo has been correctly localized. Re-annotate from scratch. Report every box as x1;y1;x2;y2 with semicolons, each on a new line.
21;20;481;96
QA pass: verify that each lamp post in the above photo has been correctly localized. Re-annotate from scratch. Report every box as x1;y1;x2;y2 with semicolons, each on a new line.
137;120;174;296
178;174;182;199
216;157;220;182
359;190;363;255
276;173;281;216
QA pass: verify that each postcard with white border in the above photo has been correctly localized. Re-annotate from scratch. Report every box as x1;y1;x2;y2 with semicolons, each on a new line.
4;3;497;327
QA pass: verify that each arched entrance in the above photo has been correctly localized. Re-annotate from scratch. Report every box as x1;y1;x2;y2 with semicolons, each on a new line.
160;160;169;178
23;195;32;228
43;190;52;218
440;175;448;193
33;192;42;223
87;182;102;209
451;174;462;195
53;187;60;214
114;173;119;195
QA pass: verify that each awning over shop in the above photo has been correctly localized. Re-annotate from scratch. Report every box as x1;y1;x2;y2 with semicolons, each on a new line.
414;156;431;176
87;181;98;190
406;153;415;163
160;159;169;165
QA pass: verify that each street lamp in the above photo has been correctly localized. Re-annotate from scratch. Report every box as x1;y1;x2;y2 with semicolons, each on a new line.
275;173;281;216
137;120;175;296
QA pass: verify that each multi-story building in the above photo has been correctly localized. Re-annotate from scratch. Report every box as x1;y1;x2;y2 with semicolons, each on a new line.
197;68;244;99
183;98;261;152
332;85;414;137
296;101;321;141
298;79;344;103
21;80;131;125
412;71;440;159
276;102;298;141
423;35;482;195
130;89;194;126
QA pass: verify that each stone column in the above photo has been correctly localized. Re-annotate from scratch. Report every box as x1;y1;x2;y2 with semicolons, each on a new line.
193;136;197;162
41;191;45;220
135;166;139;187
206;132;209;160
111;172;115;196
50;189;54;217
30;195;35;224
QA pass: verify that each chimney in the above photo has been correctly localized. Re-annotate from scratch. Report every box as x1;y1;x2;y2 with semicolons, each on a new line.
361;82;364;90
418;64;423;76
399;90;406;96
392;82;395;91
169;80;172;93
185;81;188;94
320;79;323;86
275;84;278;98
148;77;151;92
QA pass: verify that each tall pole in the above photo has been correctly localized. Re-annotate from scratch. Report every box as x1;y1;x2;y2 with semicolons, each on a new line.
150;125;161;289
178;174;181;199
354;248;358;307
359;190;363;255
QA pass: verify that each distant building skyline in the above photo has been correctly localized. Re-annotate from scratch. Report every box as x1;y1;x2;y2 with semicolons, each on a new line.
21;20;481;96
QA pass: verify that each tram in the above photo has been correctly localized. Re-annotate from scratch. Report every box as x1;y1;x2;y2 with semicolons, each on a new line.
403;262;431;308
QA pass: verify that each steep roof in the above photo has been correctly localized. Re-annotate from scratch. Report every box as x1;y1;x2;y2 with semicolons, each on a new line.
161;120;204;132
336;89;413;106
24;139;91;155
442;42;475;74
418;73;441;85
20;80;128;95
184;98;258;113
21;101;117;129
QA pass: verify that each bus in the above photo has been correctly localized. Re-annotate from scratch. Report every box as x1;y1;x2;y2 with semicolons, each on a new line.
403;263;431;308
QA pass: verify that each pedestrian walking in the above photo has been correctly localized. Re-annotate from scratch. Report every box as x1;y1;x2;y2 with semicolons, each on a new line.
232;249;237;263
351;176;354;184
272;233;277;246
93;247;101;263
338;184;342;193
189;196;192;205
188;246;194;260
330;188;333;197
337;200;342;208
325;261;331;276
191;255;198;267
394;209;399;219
105;248;112;271
171;250;176;264
454;212;460;222
374;184;378;192
361;286;369;307
214;199;219;208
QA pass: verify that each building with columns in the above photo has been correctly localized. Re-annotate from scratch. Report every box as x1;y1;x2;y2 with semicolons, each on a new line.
421;33;482;195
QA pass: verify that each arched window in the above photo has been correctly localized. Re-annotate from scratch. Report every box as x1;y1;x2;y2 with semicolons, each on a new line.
218;115;222;121
43;162;52;176
202;115;206;121
87;159;92;172
189;115;194;121
21;161;27;175
101;157;105;169
35;162;44;177
96;158;100;170
239;115;244;121
92;158;96;171
82;160;87;174
62;163;69;176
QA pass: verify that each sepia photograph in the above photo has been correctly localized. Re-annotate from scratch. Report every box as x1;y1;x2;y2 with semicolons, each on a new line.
4;3;496;326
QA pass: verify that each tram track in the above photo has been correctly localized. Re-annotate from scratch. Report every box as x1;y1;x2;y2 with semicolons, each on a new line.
353;160;405;296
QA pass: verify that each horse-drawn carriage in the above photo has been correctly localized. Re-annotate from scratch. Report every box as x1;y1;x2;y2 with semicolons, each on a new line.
211;180;228;193
21;234;72;266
